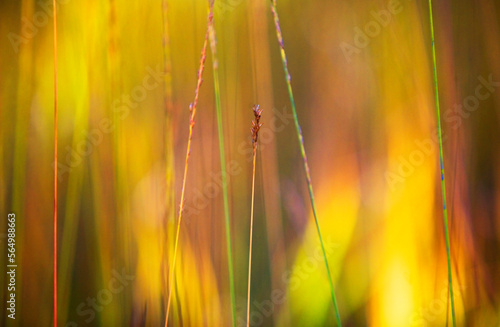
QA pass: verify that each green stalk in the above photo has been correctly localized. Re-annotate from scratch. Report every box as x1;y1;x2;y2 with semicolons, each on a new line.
270;2;341;326
208;7;237;327
427;1;456;326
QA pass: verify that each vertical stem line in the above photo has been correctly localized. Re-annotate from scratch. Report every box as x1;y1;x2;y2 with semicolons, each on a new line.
246;145;257;327
160;0;176;313
427;1;456;326
208;8;237;327
247;106;262;327
270;2;341;325
53;0;58;326
164;6;214;326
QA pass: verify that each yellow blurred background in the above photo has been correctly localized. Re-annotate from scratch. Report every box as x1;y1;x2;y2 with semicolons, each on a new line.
1;0;499;326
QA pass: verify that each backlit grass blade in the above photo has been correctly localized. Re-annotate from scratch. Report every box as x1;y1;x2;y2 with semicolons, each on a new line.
270;2;342;325
208;8;237;327
52;0;58;326
427;1;456;326
247;105;262;327
164;4;214;325
161;0;177;320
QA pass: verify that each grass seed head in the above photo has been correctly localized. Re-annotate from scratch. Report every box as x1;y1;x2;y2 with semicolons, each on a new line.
251;105;263;145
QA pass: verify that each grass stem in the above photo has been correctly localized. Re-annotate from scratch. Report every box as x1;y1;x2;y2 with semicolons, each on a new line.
427;1;456;326
208;9;237;327
247;106;262;327
164;5;214;325
53;0;58;326
270;2;342;325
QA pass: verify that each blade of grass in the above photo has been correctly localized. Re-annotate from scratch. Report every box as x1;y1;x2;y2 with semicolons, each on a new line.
427;1;456;326
247;105;262;327
52;0;58;326
160;0;176;307
207;7;237;327
269;2;342;325
164;4;214;325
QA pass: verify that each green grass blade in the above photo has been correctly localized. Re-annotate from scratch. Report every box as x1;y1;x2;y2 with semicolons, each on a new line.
270;2;342;326
427;1;456;326
208;9;237;327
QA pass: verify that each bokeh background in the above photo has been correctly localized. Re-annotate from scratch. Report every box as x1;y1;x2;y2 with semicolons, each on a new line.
1;0;500;326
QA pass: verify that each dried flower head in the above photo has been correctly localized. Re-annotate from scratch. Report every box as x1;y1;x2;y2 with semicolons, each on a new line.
251;105;263;145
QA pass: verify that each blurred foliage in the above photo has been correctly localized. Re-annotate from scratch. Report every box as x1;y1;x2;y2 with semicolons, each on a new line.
1;0;499;326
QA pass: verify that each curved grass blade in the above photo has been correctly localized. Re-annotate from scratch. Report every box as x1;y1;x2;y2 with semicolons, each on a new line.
269;2;342;325
427;1;456;326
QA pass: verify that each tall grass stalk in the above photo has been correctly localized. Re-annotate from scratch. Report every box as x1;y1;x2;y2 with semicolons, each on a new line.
207;7;237;327
161;0;174;196
160;0;177;313
164;5;214;325
52;0;58;325
427;1;456;326
269;2;342;325
247;106;262;327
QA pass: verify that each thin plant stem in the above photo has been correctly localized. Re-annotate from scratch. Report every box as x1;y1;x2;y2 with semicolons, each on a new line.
53;0;58;326
427;1;456;326
247;106;262;327
269;2;342;326
246;147;257;327
160;0;176;310
207;9;237;327
164;5;214;326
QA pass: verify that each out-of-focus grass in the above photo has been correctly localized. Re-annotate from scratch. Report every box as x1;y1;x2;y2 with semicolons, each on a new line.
1;0;500;326
427;0;456;325
208;8;237;326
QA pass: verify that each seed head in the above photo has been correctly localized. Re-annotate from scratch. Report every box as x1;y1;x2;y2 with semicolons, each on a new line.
251;105;263;145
